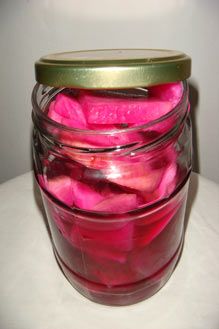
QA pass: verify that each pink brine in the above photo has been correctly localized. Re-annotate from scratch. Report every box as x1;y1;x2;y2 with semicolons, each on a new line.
35;81;190;305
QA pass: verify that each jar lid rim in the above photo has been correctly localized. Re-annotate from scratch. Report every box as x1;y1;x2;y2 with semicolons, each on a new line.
35;49;191;89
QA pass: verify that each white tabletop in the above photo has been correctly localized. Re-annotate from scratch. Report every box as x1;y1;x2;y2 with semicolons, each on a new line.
0;172;219;329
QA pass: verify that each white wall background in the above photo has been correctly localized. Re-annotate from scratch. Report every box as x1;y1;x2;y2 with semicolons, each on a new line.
0;0;219;183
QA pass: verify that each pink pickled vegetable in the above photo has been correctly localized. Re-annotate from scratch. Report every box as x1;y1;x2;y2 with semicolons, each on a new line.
80;92;172;125
93;193;138;213
71;221;134;253
46;175;74;206
158;163;177;198
71;180;104;210
48;94;87;129
47;101;63;124
47;83;182;130
38;173;138;212
71;180;139;212
38;174;103;209
47;84;182;148
150;82;183;108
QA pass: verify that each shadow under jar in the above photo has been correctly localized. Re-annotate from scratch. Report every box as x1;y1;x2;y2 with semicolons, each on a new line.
32;49;192;306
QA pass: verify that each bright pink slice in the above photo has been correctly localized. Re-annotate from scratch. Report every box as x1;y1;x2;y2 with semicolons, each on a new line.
48;101;63;124
158;163;177;198
71;180;104;210
46;175;74;206
39;174;105;210
149;82;183;108
48;94;87;129
93;193;138;213
80;92;172;125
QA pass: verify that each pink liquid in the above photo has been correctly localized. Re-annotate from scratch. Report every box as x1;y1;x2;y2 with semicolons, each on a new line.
39;175;188;305
33;84;191;305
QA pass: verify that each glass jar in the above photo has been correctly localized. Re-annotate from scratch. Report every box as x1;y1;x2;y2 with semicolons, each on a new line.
32;49;192;306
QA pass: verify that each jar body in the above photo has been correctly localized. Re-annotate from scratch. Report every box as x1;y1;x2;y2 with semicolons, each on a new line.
32;82;192;305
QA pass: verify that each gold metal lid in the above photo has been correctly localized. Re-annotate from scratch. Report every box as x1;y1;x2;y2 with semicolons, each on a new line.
35;49;191;89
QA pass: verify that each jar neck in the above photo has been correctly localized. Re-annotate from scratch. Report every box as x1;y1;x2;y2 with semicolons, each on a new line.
32;82;190;154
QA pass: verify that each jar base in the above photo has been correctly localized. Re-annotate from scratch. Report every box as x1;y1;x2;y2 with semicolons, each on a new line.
54;239;183;306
